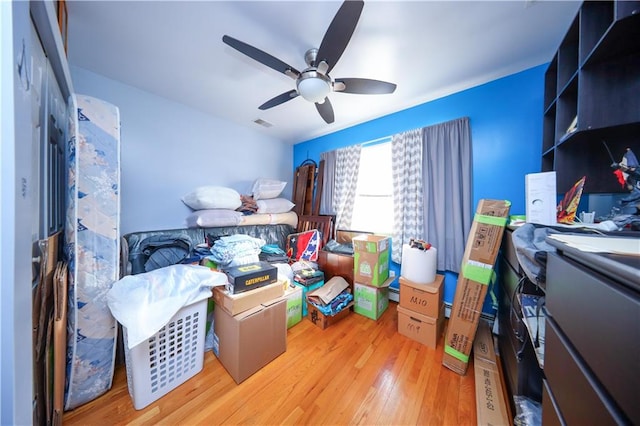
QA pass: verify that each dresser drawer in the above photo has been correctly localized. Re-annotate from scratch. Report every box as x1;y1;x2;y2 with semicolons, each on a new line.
544;316;627;425
546;254;640;422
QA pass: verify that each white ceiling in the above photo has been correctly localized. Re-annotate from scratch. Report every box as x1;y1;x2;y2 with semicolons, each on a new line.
66;0;581;145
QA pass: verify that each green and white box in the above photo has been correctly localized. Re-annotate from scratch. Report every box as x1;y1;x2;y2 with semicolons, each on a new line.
354;278;392;320
283;285;303;329
353;235;390;286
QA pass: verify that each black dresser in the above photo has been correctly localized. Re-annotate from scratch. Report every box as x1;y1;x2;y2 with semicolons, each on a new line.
544;236;640;425
497;227;545;411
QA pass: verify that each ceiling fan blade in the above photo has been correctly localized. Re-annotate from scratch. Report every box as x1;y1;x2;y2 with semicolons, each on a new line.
315;98;335;124
334;78;397;94
316;0;364;73
222;35;300;79
259;90;299;110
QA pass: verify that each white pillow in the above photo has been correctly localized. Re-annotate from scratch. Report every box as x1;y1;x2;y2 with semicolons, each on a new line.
185;209;243;228
251;179;287;200
182;186;241;210
256;198;295;214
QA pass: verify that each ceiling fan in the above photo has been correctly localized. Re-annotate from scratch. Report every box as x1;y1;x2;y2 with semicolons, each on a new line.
222;0;397;124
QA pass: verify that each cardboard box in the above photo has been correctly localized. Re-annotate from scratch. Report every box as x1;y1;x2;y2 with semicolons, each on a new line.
224;261;277;294
307;301;354;330
293;279;324;317
397;304;445;349
212;299;287;384
443;199;510;375
307;276;349;307
213;281;284;316
353;235;390;286
398;274;444;319
525;171;557;225
473;320;511;426
283;285;302;329
353;274;394;320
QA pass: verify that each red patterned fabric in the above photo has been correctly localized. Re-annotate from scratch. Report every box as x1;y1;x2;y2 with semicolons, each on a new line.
286;230;320;261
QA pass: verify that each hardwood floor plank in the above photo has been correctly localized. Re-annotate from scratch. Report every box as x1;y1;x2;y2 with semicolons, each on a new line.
63;302;478;425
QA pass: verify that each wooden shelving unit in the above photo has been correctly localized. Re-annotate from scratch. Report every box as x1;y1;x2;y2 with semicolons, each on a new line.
541;0;640;194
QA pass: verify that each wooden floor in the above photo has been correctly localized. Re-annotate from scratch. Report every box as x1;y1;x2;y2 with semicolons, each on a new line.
63;302;477;425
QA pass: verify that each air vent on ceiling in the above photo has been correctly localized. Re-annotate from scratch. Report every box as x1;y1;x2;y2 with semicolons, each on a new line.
253;118;273;128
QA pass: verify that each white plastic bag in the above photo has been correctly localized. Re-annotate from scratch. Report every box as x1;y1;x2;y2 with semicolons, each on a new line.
107;264;227;349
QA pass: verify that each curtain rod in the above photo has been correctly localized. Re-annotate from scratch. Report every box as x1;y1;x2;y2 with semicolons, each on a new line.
361;135;392;147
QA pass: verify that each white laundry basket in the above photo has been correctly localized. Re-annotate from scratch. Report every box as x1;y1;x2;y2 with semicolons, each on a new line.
123;298;207;410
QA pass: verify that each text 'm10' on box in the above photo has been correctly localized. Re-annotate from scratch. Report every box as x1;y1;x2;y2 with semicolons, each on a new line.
398;274;444;319
353;235;390;287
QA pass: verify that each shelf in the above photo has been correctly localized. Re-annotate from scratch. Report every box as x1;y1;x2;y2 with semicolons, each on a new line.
579;54;640;130
615;0;640;21
555;77;578;140
541;0;639;196
554;124;640;193
582;13;640;68
542;105;556;153
579;1;614;64
557;16;579;90
544;57;558;111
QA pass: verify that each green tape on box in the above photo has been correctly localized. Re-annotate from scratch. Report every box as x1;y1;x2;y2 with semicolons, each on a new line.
474;213;508;226
462;263;493;285
445;345;469;363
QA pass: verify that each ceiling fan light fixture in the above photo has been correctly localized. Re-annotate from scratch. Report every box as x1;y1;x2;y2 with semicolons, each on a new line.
297;71;331;103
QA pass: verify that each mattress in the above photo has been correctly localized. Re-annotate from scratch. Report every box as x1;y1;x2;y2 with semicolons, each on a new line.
238;211;298;228
64;95;121;410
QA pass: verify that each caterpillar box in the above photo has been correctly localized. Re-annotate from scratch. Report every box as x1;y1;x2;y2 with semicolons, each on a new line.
224;261;277;294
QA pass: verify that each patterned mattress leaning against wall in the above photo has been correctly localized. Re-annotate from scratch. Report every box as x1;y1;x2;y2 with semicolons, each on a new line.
64;94;121;410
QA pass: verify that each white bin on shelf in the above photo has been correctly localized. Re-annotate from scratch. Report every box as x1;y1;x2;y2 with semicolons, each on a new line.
123;298;207;410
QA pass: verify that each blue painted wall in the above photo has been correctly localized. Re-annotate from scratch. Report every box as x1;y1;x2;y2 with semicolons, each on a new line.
294;64;547;314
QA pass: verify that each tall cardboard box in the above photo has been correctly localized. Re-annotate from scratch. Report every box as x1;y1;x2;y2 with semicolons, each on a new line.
398;274;443;318
473;320;511;426
443;199;510;375
353;235;390;286
213;299;287;384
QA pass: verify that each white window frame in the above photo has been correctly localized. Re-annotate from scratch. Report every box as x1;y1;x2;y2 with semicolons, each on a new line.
350;138;393;235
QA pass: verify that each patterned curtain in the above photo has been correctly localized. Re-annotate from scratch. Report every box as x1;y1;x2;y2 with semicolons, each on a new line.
391;129;424;263
333;145;361;230
422;117;473;273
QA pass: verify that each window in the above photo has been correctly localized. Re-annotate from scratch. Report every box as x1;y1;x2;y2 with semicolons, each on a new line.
350;139;393;234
